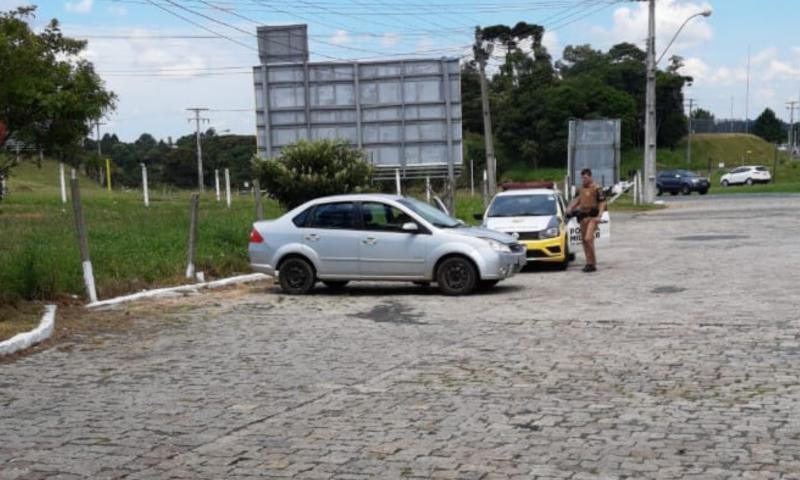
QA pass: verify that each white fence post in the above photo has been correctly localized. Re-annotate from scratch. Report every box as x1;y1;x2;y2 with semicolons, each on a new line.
141;163;150;207
59;162;67;204
224;168;231;208
426;176;431;204
214;169;221;202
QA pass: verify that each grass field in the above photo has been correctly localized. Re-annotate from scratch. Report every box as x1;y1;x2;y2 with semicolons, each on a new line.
0;160;279;307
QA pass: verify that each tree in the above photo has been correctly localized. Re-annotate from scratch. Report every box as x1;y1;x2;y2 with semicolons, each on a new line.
751;108;784;143
253;139;373;209
0;6;115;178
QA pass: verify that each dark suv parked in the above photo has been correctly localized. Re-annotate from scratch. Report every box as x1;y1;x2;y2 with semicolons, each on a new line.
656;170;710;195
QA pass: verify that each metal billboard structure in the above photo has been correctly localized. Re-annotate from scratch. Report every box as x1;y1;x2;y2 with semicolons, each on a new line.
252;25;462;181
567;119;621;189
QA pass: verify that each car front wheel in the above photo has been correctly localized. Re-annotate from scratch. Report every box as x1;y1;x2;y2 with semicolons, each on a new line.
436;257;478;296
279;257;316;294
746;178;754;186
699;188;708;195
722;179;729;187
681;184;691;195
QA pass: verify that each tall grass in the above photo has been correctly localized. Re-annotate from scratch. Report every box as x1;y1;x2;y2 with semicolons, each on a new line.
1;165;279;304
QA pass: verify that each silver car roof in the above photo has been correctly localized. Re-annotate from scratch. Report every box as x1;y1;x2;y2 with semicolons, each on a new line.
305;193;405;204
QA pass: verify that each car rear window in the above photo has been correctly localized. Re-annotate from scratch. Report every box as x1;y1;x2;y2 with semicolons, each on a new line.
292;207;312;227
755;167;768;171
308;202;356;229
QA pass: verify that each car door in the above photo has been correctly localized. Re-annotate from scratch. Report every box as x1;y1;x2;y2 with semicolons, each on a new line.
357;201;428;277
731;167;747;184
303;202;360;277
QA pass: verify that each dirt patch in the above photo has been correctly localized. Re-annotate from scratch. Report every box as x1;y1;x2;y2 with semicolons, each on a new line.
353;301;427;325
651;286;687;294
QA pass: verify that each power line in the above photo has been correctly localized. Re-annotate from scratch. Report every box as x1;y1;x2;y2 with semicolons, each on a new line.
142;0;257;51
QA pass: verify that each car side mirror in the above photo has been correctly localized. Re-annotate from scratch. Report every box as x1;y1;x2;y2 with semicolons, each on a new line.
401;222;419;232
472;213;483;221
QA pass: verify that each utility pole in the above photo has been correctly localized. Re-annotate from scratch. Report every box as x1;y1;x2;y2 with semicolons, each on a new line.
474;27;497;198
186;108;209;192
643;0;657;203
730;96;734;133
686;98;695;168
745;46;751;134
788;101;798;159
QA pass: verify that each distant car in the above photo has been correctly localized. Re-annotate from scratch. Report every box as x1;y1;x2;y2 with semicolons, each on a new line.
656;170;710;195
248;194;526;295
475;188;572;268
720;166;771;186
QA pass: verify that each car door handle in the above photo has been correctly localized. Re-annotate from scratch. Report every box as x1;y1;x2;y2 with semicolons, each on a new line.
361;237;377;245
304;233;320;242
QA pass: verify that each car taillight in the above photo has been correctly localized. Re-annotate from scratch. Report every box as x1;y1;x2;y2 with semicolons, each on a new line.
249;228;264;243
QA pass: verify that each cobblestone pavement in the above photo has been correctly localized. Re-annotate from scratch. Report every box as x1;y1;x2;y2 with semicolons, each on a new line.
2;195;800;479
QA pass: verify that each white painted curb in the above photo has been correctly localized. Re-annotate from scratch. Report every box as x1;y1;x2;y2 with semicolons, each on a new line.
0;305;57;356
86;273;269;309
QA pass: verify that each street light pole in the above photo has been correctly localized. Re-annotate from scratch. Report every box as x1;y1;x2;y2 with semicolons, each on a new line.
642;2;712;203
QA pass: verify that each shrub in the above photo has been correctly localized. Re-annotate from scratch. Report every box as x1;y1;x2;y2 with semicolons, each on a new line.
252;139;373;209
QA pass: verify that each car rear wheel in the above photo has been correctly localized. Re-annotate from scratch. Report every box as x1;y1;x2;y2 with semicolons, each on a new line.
722;180;729;187
746;178;754;186
657;186;663;196
681;184;691;195
322;280;349;289
278;257;316;294
699;188;708;195
436;257;478;296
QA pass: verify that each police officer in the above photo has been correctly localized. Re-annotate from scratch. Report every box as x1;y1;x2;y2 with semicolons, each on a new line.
567;168;606;272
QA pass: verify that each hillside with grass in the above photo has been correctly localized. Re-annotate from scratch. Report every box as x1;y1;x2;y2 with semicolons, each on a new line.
622;134;800;192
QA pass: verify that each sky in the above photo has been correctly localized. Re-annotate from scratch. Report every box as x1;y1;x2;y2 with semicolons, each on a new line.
4;0;800;142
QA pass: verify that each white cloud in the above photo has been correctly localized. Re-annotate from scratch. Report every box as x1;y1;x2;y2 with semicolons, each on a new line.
65;0;94;14
330;30;349;45
751;47;778;66
380;33;400;48
542;31;560;58
0;0;25;9
762;59;800;81
592;0;713;56
63;25;257;141
792;47;800;58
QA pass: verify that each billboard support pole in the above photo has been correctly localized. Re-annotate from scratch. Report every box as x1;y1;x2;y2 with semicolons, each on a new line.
442;58;455;215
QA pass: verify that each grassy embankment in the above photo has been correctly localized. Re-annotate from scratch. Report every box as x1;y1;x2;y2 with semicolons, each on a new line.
622;133;800;193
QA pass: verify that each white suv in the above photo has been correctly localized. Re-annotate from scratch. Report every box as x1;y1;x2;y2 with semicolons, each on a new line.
720;166;771;186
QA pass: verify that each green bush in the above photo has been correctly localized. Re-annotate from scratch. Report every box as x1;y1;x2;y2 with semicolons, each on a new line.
253;139;373;209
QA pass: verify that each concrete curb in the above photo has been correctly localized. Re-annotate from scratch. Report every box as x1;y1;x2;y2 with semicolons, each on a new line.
86;273;269;309
0;305;57;356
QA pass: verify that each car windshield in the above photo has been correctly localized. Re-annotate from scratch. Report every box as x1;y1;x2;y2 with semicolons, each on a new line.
487;194;557;217
398;198;460;228
677;170;698;177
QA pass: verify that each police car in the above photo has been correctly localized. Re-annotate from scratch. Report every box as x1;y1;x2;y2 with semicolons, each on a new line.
475;183;610;268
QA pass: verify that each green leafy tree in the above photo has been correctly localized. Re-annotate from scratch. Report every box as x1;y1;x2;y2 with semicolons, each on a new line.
0;6;115;177
253;139;373;209
751;108;784;143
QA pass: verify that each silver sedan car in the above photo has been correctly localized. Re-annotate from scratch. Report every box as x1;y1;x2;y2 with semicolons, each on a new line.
248;194;526;295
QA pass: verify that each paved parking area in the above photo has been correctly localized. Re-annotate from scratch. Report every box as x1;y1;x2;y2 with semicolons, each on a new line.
2;194;800;479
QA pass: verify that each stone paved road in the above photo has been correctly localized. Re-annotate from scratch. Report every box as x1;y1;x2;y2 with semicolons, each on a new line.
2;195;800;479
